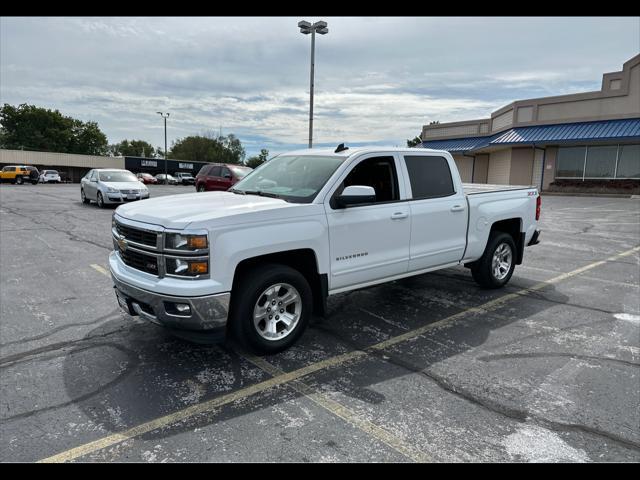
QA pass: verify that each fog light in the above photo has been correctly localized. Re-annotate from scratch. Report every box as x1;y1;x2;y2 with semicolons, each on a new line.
175;304;191;314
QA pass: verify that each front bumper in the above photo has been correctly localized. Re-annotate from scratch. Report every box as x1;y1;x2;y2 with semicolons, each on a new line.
111;271;230;343
105;192;150;204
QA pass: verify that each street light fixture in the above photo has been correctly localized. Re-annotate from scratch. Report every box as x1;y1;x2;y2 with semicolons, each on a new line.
156;112;170;184
298;20;328;148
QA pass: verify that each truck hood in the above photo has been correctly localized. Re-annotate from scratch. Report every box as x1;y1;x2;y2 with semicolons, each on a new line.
115;191;315;230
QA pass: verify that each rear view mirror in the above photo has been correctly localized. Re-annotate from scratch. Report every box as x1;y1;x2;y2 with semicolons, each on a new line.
336;185;376;207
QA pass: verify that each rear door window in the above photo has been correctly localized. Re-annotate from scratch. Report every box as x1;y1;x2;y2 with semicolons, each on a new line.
403;155;455;199
209;166;221;177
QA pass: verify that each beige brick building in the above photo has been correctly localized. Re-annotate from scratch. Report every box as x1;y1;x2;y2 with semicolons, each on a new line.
420;54;640;191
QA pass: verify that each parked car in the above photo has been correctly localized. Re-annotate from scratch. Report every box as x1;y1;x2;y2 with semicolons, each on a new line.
81;169;149;208
109;146;541;354
155;173;178;185
195;163;252;192
174;172;195;185
39;169;62;183
136;172;158;184
0;165;38;185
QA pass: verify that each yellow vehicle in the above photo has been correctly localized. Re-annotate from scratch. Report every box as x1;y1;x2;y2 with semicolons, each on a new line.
0;165;39;185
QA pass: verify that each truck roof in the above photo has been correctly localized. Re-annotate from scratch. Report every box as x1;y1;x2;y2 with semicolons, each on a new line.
282;146;448;158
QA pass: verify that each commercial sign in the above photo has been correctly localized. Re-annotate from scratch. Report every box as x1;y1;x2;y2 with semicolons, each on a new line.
179;163;194;170
141;160;157;167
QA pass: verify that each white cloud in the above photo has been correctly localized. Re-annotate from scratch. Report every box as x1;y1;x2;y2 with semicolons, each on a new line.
1;16;638;156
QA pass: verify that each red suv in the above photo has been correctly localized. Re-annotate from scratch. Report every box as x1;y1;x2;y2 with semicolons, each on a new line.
195;163;253;192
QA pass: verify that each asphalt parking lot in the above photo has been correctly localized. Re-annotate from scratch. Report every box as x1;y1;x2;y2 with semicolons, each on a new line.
0;183;638;462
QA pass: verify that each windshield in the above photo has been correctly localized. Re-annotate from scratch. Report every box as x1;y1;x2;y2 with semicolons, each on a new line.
232;155;344;203
99;171;138;182
229;165;252;179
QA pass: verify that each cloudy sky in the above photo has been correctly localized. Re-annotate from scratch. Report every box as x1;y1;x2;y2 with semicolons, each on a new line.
1;16;639;158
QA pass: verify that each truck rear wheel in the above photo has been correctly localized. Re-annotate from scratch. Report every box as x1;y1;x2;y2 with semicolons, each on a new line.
230;264;312;354
471;232;516;289
15;176;23;185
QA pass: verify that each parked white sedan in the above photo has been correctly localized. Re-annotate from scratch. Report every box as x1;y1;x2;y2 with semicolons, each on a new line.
39;170;61;183
81;169;150;208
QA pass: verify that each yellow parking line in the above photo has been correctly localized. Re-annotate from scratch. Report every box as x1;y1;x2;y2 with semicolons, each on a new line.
242;352;432;462
39;245;640;463
90;264;109;276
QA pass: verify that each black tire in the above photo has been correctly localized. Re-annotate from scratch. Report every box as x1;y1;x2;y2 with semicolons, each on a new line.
81;189;90;204
197;184;206;192
230;264;312;354
97;192;105;208
31;180;38;185
471;232;516;289
15;176;23;185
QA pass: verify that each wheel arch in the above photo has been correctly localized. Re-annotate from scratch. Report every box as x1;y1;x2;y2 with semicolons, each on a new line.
231;248;327;316
489;218;524;265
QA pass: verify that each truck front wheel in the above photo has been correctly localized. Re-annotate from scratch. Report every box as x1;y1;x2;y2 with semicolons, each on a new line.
230;264;312;354
471;232;516;289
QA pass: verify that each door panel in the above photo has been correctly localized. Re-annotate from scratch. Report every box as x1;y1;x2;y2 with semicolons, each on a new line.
325;155;410;291
326;203;410;290
401;154;467;271
407;197;467;270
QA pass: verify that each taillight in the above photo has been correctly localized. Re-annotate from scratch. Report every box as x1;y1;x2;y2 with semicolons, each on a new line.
535;195;541;221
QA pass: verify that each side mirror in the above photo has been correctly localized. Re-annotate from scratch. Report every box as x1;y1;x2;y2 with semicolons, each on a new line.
224;173;232;179
90;178;98;183
336;185;376;208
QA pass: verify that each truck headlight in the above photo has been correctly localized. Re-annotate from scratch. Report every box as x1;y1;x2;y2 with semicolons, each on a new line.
165;233;208;251
166;258;208;276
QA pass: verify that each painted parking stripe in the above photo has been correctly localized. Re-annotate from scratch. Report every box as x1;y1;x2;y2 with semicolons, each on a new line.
90;264;109;276
241;352;432;462
38;245;640;463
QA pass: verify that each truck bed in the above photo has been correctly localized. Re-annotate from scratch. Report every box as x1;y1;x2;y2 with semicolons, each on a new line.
462;183;534;195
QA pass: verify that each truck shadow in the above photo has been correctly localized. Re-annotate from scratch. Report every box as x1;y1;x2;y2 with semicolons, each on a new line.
61;267;571;446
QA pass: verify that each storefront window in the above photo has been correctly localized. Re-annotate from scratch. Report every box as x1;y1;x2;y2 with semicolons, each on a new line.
584;145;618;178
616;144;640;179
556;147;585;178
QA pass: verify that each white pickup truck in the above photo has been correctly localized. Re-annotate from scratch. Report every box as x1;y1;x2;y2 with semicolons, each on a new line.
109;146;541;353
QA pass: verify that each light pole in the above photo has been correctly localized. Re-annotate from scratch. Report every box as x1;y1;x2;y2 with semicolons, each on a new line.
298;20;328;149
156;112;170;184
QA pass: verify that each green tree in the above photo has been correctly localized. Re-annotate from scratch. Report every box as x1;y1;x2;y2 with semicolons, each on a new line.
110;139;156;157
0;103;108;155
245;148;269;169
169;133;245;164
406;135;422;147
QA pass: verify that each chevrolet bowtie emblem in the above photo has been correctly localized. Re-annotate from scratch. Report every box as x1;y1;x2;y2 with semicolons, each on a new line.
117;234;127;252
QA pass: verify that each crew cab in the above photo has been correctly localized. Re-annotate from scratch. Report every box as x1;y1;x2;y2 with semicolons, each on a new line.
109;146;541;353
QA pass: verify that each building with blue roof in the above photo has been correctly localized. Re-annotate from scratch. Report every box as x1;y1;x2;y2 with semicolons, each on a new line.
420;54;640;191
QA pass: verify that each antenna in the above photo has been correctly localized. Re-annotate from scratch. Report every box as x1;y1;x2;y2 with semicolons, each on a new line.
334;143;349;153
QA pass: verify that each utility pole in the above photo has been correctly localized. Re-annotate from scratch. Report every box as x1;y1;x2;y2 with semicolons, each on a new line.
157;112;170;184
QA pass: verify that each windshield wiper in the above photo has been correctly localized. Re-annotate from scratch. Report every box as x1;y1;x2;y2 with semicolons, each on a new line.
243;190;285;200
229;188;246;195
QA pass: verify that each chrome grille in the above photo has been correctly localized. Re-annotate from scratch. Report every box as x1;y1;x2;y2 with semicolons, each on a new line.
115;220;157;248
118;246;159;275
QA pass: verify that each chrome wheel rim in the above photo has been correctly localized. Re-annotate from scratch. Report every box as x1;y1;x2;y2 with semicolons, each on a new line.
492;243;512;280
81;190;85;201
97;193;103;207
253;283;302;341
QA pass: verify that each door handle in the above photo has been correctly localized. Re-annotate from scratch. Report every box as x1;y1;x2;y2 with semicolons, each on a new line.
450;205;465;212
391;212;408;220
